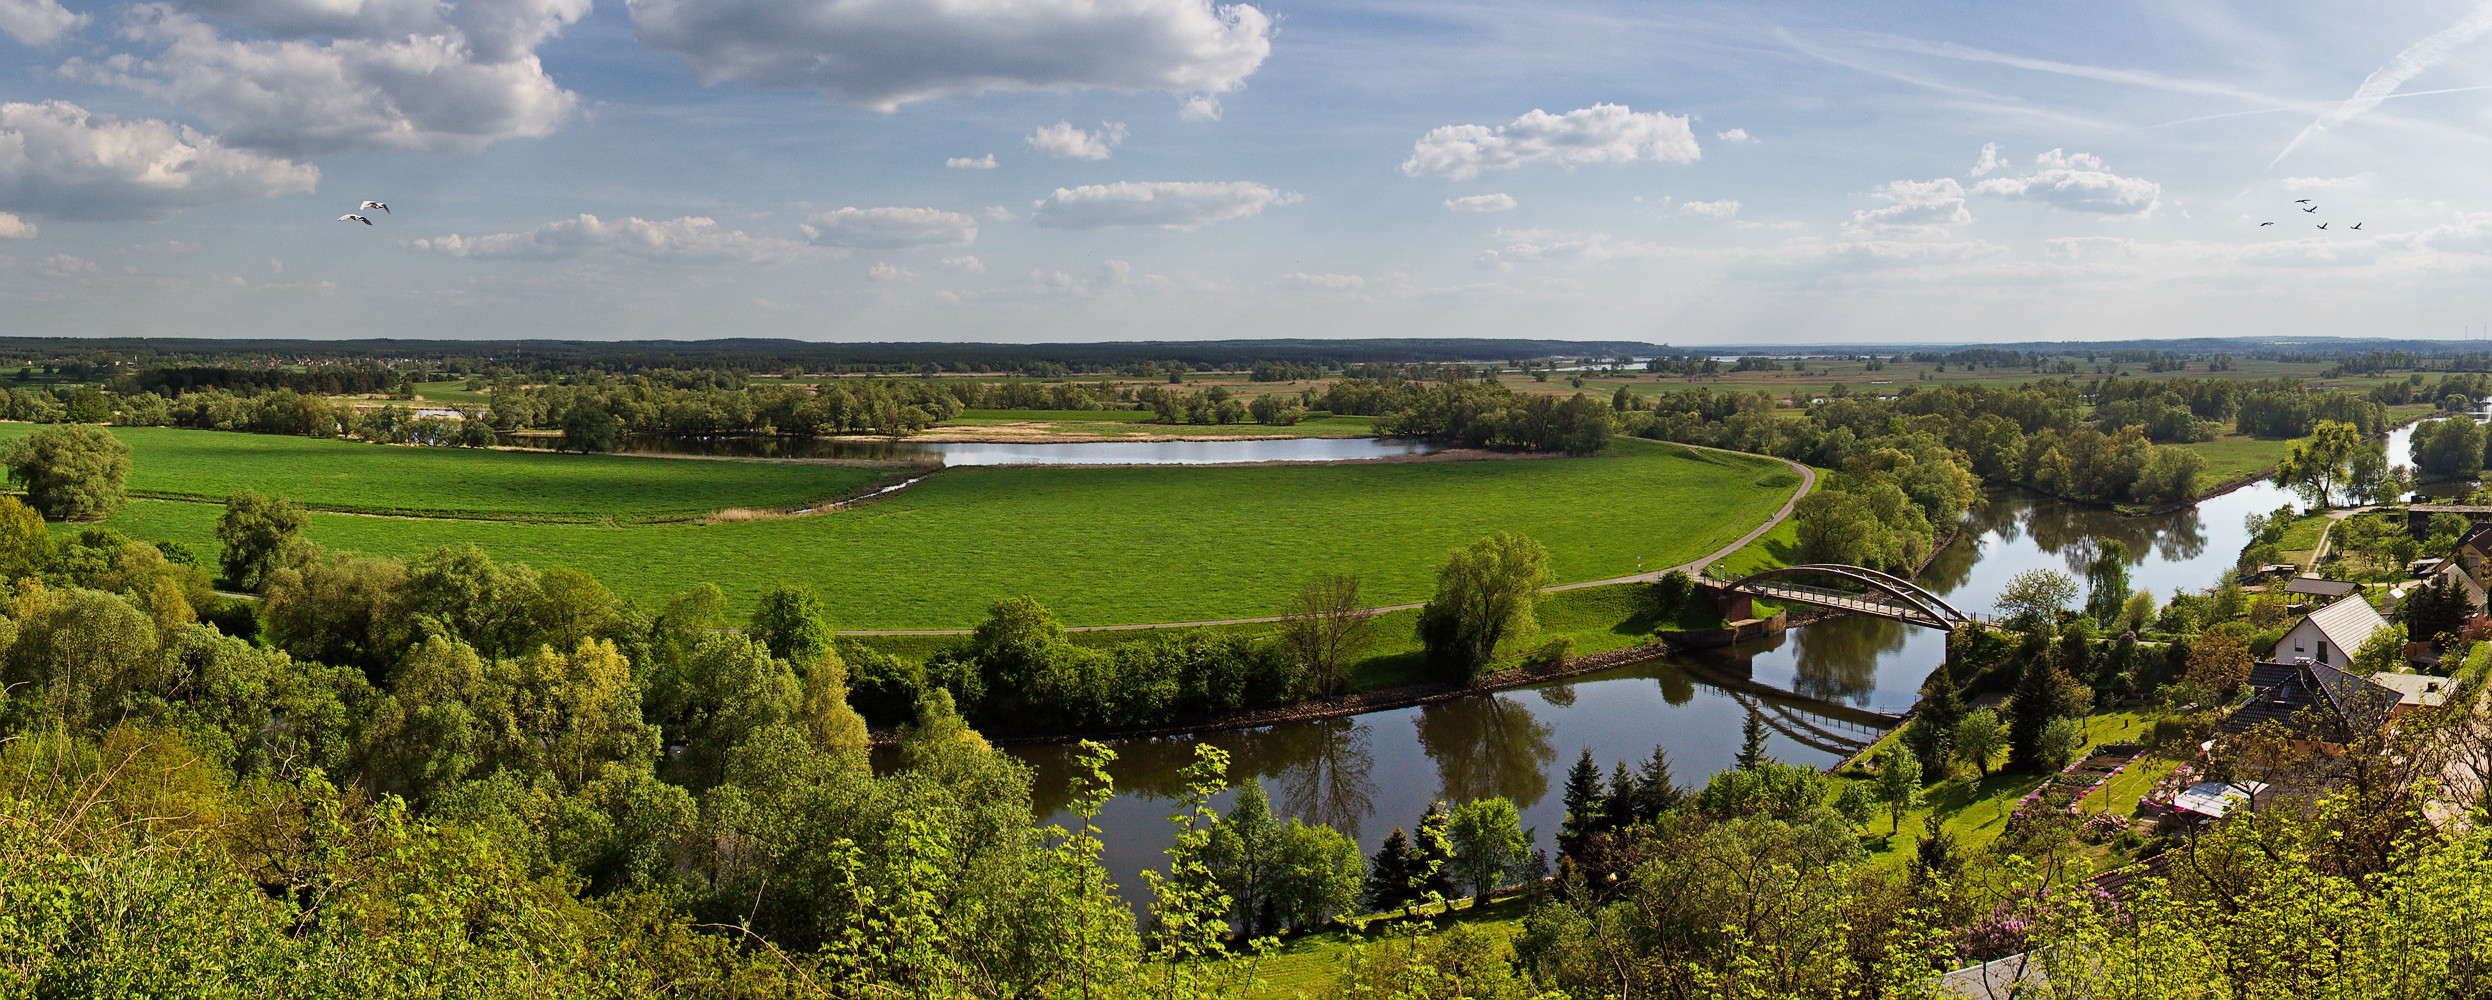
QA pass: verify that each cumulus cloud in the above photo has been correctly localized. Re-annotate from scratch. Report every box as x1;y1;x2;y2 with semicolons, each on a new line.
939;255;985;274
627;0;1272;111
1715;128;1754;143
1180;94;1222;121
0;212;30;238
1032;180;1297;230
867;260;917;283
71;0;586;156
1971;149;2160;216
1401;104;1699;180
947;153;997;169
0;0;84;44
413;213;806;262
1444;193;1515;212
1680;199;1739;219
982;205;1019;222
1844;178;1971;238
0;100;318;220
800;206;978;250
1027;120;1127;160
1274;271;1364;289
1969;142;2003;178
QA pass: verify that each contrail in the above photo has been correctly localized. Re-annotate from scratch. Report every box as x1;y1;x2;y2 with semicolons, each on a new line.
2273;0;2492;166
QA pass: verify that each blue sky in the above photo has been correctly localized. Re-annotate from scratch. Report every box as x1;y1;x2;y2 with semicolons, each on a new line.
5;0;2492;345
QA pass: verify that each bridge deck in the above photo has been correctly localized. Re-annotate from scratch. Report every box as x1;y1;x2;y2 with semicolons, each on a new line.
1700;573;1970;628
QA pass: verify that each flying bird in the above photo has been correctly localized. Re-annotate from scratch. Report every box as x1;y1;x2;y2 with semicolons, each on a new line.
2295;199;2313;204
2259;221;2275;226
360;201;389;214
339;214;371;225
2317;223;2330;230
2352;222;2364;230
2303;205;2319;213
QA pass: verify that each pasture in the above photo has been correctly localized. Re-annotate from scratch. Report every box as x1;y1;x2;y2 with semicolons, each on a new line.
88;437;1799;629
0;424;899;522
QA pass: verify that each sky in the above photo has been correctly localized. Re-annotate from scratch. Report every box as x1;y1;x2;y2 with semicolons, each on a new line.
6;1;2492;345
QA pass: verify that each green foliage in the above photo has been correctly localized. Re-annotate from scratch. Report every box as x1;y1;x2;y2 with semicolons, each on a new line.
1417;533;1553;684
2351;620;2409;676
2410;414;2486;480
2035;716;2087;772
1952;708;2005;779
2272;419;2370;508
4;424;130;521
1447;797;1531;901
1996;568;2077;629
750;583;838;663
1873;749;1924;833
0;495;54;581
213;488;306;590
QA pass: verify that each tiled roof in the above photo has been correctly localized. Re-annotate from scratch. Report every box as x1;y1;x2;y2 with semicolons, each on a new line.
2302;594;2388;655
2222;660;2402;742
2282;577;2358;598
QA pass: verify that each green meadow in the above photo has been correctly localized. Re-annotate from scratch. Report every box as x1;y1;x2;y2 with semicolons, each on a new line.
0;424;897;523
85;437;1798;629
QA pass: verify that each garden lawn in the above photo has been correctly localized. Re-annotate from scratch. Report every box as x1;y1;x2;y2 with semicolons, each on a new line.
89;438;1799;629
1838;709;2155;866
0;424;896;522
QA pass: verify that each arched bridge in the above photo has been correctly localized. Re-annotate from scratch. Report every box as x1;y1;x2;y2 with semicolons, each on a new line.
1699;564;1977;630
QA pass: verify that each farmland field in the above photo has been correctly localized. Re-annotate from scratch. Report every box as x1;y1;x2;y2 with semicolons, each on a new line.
85;437;1799;628
0;424;900;522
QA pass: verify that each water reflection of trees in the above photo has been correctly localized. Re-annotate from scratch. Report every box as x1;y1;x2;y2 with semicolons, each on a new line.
1412;696;1558;809
1788;616;1908;706
1015;718;1383;827
1960;489;2210;575
1273;719;1381;838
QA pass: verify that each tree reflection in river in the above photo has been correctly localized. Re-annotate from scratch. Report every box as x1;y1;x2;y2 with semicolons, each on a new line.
1788;615;1910;706
1412;695;1558;808
1272;718;1381;839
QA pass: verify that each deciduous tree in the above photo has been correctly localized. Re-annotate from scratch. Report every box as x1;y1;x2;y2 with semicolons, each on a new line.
3;424;130;521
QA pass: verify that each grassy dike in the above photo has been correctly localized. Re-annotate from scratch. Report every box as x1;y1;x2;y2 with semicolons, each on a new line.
74;434;1798;629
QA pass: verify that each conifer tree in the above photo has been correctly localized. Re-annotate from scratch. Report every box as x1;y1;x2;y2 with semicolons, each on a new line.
1557;750;1606;857
1362;827;1416;912
1633;745;1682;819
1735;711;1771;771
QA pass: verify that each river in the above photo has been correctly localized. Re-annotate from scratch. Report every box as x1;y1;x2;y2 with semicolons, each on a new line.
1012;422;2421;902
514;433;1443;465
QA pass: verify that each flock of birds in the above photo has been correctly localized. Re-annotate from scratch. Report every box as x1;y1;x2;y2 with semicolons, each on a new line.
337;200;389;225
2260;199;2360;231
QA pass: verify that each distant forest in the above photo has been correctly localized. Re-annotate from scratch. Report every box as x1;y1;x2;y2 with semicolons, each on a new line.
12;333;2492;381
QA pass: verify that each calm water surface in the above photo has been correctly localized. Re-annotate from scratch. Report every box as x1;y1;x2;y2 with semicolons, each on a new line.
1016;423;2419;902
519;433;1442;465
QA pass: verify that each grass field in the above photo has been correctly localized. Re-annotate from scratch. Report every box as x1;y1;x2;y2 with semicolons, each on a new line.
85;437;1798;628
0;424;897;523
1835;709;2156;867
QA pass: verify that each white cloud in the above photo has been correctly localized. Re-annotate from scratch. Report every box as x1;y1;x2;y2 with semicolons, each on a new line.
2281;173;2373;191
0;212;31;238
800;206;978;250
1032;180;1297;230
1843;178;1971;238
627;0;1272;111
1180;94;1222;121
1971;149;2160;216
1444;193;1515;212
1027;121;1127;160
1275;271;1364;289
1477;230;1678;267
72;0;585;156
1715;128;1754;143
1680;199;1739;219
413;213;806;262
946;153;997;169
867;260;917;283
939;255;984;274
0;100;318;221
1969;142;2003;177
0;0;84;44
982;205;1019;222
1400;104;1699;181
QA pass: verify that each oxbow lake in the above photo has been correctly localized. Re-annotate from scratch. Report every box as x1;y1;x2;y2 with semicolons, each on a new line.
1010;422;2423;905
521;433;1443;465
